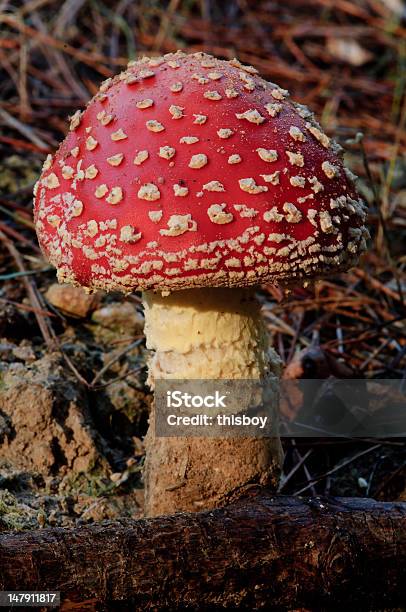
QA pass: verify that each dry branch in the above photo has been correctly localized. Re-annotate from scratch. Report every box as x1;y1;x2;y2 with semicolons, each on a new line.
0;491;405;610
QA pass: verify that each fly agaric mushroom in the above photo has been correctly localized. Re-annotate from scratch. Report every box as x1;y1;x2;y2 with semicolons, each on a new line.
34;51;369;516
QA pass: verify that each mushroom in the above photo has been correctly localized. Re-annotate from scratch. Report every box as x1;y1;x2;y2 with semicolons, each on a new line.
34;51;369;516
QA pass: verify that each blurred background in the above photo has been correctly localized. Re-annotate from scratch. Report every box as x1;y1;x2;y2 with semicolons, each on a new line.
0;0;405;529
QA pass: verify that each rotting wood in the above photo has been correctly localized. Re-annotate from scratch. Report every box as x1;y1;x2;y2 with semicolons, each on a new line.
0;491;405;610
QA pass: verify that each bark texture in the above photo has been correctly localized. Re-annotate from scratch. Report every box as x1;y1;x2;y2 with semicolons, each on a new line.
0;491;405;610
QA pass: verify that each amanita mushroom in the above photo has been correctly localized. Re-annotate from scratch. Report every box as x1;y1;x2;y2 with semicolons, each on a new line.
34;51;369;516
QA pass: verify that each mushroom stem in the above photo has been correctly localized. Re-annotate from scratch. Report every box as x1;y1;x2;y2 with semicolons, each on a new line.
143;287;283;516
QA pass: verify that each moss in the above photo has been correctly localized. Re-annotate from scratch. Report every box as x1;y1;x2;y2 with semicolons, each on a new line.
0;490;38;531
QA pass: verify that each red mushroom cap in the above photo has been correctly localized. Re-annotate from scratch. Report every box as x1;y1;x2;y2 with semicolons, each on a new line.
34;51;369;293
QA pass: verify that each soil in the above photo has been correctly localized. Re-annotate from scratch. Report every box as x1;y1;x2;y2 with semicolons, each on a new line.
0;282;151;530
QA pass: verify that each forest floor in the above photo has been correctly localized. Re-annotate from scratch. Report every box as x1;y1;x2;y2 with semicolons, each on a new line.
0;0;405;530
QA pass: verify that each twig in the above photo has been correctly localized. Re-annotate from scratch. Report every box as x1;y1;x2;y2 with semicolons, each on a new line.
0;296;56;318
0;106;48;149
91;364;145;391
0;267;52;281
278;448;313;492
89;338;144;388
294;444;382;495
153;0;182;51
0;14;120;76
0;229;54;349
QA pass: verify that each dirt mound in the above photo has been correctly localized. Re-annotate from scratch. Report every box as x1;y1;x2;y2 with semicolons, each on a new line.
0;354;109;478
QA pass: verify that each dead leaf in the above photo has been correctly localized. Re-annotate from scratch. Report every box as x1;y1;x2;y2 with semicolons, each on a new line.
327;38;373;66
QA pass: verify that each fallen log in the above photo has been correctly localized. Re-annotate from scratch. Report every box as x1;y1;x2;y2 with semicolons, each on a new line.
0;491;405;610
